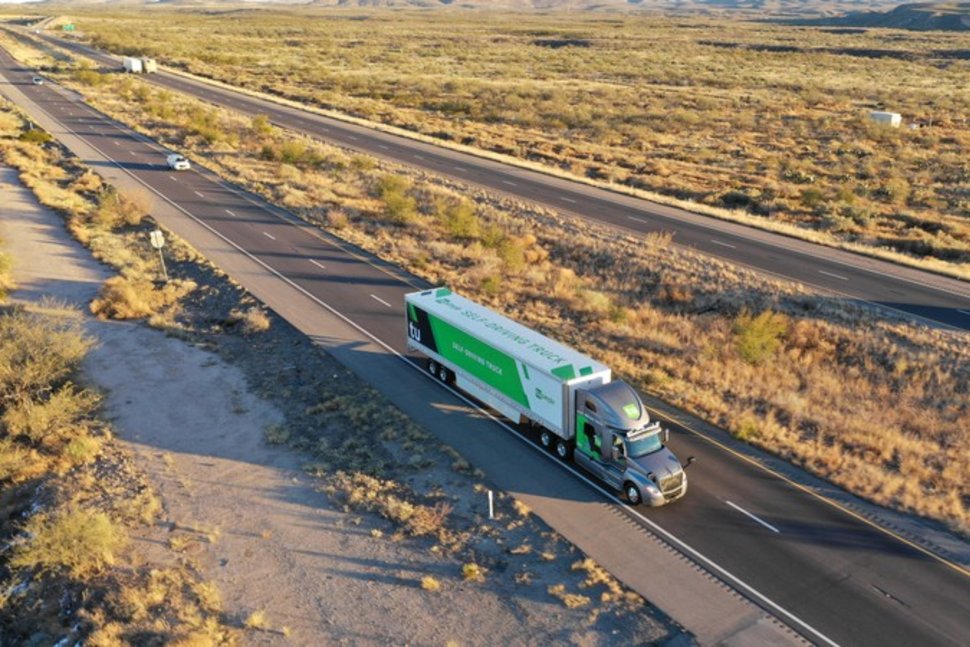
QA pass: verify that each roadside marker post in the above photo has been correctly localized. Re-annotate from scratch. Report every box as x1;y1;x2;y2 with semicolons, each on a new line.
149;229;168;281
488;490;494;520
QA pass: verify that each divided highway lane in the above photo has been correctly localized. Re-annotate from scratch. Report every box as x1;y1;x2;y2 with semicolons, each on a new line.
39;33;970;331
3;52;970;647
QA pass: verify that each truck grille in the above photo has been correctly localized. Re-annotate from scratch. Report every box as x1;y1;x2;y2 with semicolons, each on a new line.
659;472;684;497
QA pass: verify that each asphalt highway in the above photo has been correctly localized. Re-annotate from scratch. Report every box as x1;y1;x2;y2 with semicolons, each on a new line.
39;34;970;332
2;50;969;647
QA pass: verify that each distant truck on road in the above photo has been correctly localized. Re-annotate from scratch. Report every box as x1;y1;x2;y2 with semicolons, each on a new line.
122;57;157;74
406;288;690;506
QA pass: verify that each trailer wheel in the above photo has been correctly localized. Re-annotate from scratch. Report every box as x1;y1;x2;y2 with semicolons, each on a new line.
554;439;572;461
427;359;439;378
538;429;553;450
437;366;452;384
624;482;642;506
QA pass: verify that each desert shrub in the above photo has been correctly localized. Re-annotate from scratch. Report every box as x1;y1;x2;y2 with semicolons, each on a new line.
90;276;196;321
250;113;273;137
18;129;51;145
0;310;90;404
800;188;825;210
879;178;911;205
732;309;789;365
377;175;417;225
186;107;224;144
2;384;99;450
73;68;104;86
496;236;526;273
92;187;148;229
10;507;128;578
434;197;480;240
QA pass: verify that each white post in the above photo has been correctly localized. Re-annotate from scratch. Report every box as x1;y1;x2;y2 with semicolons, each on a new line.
157;247;168;281
488;490;494;520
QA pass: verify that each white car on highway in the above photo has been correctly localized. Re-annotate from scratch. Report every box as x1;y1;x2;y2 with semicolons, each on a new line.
31;76;44;86
166;153;191;171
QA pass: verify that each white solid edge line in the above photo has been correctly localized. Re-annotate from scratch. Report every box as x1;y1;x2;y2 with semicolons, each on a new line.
956;309;970;317
502;180;517;186
727;500;781;534
561;197;577;204
627;215;648;224
262;231;276;241
711;239;737;249
818;269;849;281
14;75;840;647
370;294;392;308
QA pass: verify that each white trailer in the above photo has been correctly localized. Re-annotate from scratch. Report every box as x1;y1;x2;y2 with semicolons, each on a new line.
869;111;902;128
406;288;690;505
122;57;143;74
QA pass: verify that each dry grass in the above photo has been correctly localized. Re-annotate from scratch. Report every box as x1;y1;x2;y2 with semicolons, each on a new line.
547;583;591;609
461;563;485;582
62;9;970;279
227;306;271;334
28;44;969;535
90;275;196;321
421;575;442;592
243;610;268;630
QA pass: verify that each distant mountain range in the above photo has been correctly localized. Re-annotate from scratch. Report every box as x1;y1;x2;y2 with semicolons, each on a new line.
25;0;904;18
799;2;970;30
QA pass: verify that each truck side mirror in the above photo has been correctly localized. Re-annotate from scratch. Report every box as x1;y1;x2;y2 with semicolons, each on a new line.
685;456;696;469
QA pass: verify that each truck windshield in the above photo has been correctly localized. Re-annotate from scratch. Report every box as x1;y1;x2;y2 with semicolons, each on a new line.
625;433;662;458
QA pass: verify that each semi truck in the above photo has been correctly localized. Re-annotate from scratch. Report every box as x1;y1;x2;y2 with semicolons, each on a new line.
405;288;690;506
122;57;157;74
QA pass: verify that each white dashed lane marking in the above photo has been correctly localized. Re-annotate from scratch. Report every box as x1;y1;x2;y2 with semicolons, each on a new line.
818;269;849;281
726;501;781;534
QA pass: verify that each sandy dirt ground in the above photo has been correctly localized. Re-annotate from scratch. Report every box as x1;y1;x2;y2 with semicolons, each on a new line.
1;162;681;645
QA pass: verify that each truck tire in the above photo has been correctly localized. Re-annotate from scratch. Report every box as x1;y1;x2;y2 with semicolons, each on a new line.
427;359;439;378
554;439;572;461
437;366;452;384
538;429;553;450
624;482;642;506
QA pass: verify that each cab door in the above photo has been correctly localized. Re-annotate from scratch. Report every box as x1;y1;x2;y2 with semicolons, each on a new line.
597;429;625;490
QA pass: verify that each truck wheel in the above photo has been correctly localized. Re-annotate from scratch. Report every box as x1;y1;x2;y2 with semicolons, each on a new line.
555;439;572;461
437;366;452;384
624;482;642;506
538;429;553;450
427;360;439;378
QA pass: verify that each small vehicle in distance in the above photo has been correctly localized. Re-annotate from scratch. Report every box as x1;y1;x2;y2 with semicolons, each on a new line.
166;153;190;171
31;76;44;85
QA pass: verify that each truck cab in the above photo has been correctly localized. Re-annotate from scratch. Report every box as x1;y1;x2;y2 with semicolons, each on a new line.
573;381;687;506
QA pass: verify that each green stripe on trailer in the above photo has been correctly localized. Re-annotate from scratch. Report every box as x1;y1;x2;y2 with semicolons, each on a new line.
435;287;452;298
426;312;530;407
579;366;593;376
